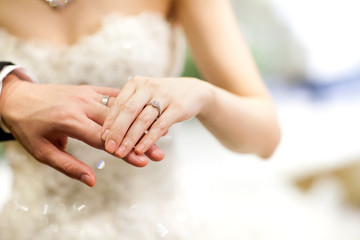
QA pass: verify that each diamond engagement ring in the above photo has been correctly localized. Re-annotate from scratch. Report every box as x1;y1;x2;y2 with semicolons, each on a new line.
146;100;161;117
102;95;110;106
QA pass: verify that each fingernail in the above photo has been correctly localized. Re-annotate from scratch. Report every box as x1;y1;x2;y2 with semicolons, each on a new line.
135;155;148;166
80;174;91;185
136;143;145;153
102;129;109;140
116;145;126;156
105;140;117;153
154;148;164;156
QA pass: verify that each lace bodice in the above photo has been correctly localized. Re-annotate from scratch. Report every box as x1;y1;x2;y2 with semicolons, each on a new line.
0;12;191;240
0;12;185;87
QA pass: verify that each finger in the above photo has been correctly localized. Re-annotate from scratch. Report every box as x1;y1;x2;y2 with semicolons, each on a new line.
39;140;96;187
106;96;116;108
64;116;104;150
104;91;151;154
95;95;117;108
91;86;121;97
163;129;169;136
86;103;110;125
113;102;164;158
144;144;165;162
87;96;116;125
102;82;136;137
122;149;149;167
135;108;178;154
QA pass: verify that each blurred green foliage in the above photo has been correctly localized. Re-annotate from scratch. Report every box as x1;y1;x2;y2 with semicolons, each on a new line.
182;49;202;79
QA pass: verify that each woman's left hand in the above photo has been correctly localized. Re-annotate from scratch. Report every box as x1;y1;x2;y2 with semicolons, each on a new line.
101;76;211;161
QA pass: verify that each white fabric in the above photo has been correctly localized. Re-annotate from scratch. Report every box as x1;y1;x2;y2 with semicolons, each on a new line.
1;10;360;240
0;65;19;93
0;65;38;93
0;13;184;87
0;12;193;240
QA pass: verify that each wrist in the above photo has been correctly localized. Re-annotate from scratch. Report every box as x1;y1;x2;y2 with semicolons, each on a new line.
0;74;31;132
1;73;31;109
0;62;38;134
1;73;23;104
196;79;215;121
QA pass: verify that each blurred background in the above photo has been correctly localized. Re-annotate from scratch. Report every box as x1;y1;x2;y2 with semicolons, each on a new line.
179;0;360;239
1;0;360;239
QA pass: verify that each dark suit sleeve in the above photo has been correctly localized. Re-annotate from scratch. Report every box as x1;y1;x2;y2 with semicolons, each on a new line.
0;62;15;141
0;129;14;141
0;62;15;70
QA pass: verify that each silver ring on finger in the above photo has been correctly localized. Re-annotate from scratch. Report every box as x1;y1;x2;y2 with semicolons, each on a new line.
102;95;110;106
146;100;162;117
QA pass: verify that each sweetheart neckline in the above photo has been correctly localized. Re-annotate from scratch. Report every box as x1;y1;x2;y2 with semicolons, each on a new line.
0;11;169;51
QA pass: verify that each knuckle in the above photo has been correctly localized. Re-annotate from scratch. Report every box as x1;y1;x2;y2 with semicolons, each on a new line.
143;77;151;85
122;102;137;115
70;92;91;105
33;149;46;163
132;76;155;87
156;120;168;133
59;160;74;174
57;108;80;127
160;90;170;99
114;100;125;111
79;84;91;89
99;107;109;120
132;76;140;81
144;134;157;145
172;100;185;112
107;97;116;108
138;112;154;125
171;102;187;121
131;76;142;84
147;80;159;90
33;147;53;165
109;127;126;138
123;135;137;146
103;115;116;127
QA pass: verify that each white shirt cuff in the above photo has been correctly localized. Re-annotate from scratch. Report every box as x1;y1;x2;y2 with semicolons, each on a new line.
0;65;38;133
0;65;39;93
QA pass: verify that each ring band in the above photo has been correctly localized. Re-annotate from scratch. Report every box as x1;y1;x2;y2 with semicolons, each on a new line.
146;100;161;117
102;95;110;106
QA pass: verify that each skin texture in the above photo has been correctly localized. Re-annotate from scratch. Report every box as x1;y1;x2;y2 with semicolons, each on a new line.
176;0;281;157
0;0;281;186
0;0;170;46
102;76;211;158
0;0;170;186
103;0;281;158
0;75;165;187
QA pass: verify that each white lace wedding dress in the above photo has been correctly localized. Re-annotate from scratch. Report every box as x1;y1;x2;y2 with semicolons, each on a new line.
3;10;360;240
0;12;196;240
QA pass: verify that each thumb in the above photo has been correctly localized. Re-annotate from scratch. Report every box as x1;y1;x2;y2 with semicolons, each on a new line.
39;141;96;187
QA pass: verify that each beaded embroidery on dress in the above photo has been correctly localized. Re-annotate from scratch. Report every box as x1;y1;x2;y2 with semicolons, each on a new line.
0;12;196;240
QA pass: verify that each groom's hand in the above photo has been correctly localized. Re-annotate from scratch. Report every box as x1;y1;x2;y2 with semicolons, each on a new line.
0;74;165;187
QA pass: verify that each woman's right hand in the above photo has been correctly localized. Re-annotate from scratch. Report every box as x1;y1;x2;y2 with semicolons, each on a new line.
0;74;165;187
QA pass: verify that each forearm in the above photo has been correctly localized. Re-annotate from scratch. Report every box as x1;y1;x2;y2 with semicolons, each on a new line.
197;82;280;158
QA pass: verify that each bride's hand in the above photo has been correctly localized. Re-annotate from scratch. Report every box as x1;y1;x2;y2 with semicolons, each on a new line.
102;76;212;159
0;75;165;187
